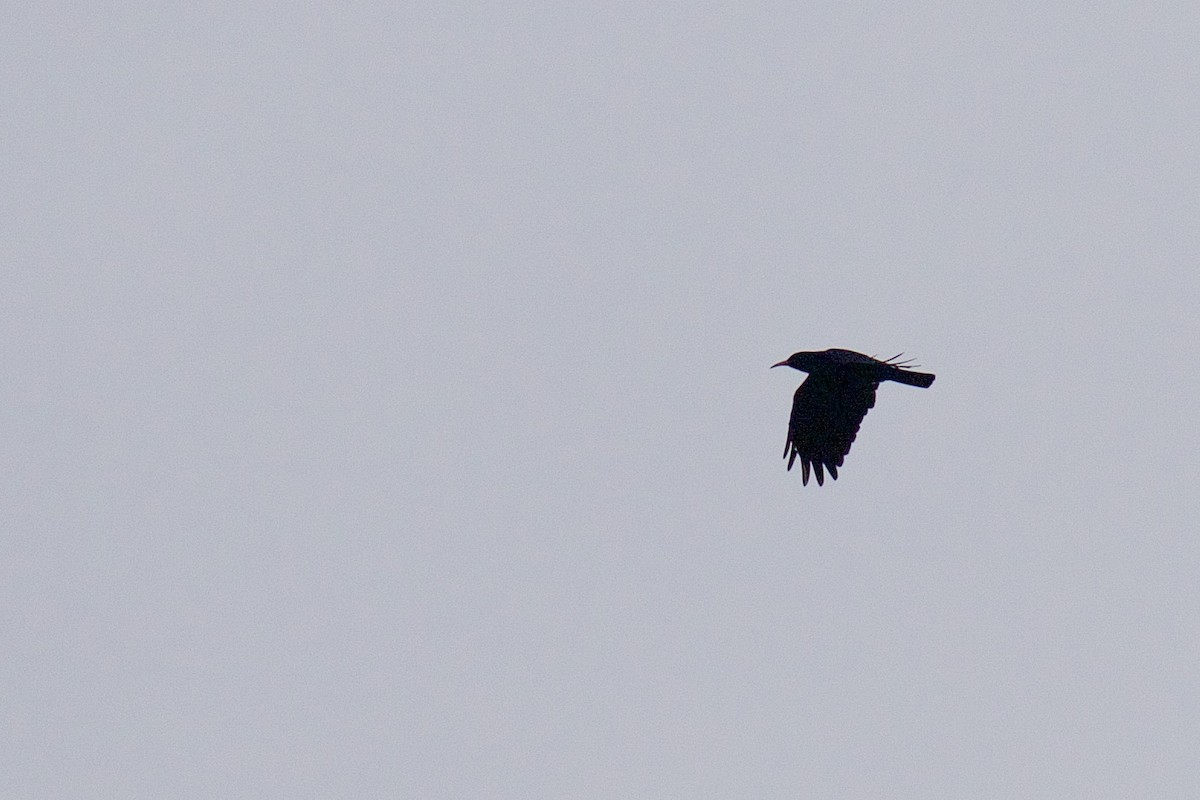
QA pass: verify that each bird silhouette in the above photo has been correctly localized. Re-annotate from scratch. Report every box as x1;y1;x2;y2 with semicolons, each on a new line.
772;349;935;485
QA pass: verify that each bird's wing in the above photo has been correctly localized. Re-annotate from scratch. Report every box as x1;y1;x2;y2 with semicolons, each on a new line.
784;372;878;485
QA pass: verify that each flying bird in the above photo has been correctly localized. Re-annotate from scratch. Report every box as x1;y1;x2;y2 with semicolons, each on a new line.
772;348;935;485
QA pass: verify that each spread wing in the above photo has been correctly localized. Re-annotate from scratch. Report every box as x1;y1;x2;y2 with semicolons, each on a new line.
783;372;878;485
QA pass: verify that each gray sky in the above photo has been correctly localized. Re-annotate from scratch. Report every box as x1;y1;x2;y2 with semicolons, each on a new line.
6;2;1200;797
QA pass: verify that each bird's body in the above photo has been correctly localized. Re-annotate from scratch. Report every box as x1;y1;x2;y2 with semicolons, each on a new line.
772;348;935;485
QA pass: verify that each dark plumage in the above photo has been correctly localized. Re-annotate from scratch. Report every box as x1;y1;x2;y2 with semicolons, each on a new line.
772;348;935;485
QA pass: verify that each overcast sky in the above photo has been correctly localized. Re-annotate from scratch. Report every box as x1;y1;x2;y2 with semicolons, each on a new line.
6;2;1200;797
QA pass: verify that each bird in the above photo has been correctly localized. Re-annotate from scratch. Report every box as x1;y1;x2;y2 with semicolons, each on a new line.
772;349;935;485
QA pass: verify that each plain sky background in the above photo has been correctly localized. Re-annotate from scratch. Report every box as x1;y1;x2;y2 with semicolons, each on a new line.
5;2;1200;797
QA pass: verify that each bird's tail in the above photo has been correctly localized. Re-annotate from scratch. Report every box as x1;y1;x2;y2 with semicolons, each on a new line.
886;369;935;388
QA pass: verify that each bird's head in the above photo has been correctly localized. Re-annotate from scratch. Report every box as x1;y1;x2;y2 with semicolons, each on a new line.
771;351;820;373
